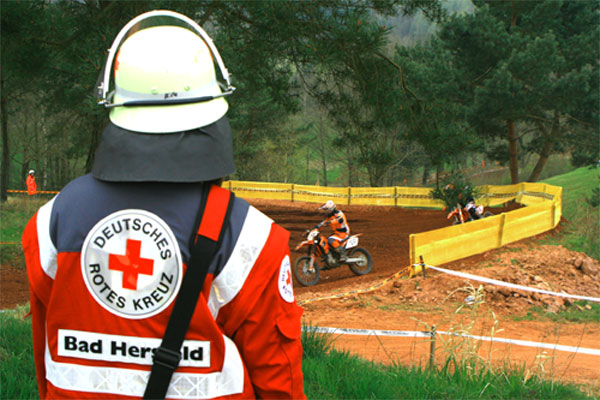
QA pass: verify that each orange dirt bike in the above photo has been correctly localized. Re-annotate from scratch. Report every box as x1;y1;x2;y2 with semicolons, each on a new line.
293;228;373;286
447;202;494;225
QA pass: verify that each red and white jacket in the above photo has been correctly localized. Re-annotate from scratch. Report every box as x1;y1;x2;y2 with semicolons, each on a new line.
22;175;305;399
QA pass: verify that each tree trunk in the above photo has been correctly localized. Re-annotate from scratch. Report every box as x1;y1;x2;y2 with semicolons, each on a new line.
0;75;9;202
507;119;519;183
528;112;559;182
319;142;328;187
321;156;328;187
346;146;354;187
422;164;429;185
305;147;310;184
316;122;328;187
527;142;552;182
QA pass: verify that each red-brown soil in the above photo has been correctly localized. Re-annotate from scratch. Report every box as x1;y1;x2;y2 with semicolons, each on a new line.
2;199;599;392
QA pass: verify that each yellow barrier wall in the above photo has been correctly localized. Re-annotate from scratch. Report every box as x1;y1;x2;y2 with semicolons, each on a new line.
225;180;444;208
225;180;293;201
222;180;561;267
410;215;503;267
410;183;561;266
293;184;350;204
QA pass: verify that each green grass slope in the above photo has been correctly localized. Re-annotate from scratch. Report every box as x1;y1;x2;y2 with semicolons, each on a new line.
542;166;599;260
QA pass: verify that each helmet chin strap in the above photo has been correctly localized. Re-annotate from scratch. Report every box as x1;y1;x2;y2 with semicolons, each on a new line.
97;10;234;107
104;90;235;109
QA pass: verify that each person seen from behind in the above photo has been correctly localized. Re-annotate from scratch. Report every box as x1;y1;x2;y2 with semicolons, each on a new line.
22;10;305;399
316;200;350;261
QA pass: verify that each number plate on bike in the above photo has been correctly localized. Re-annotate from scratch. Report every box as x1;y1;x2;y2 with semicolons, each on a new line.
346;236;359;248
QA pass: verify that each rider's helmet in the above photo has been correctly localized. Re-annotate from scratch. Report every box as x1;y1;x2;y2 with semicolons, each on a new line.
319;200;336;213
92;10;235;182
28;170;35;175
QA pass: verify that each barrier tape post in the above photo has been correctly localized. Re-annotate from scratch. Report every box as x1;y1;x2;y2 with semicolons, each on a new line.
429;325;436;370
409;256;427;278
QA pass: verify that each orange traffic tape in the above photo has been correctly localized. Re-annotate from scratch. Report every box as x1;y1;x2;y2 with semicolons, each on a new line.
7;190;59;194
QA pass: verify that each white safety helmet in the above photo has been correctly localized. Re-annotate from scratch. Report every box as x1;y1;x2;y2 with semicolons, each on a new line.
319;200;336;213
28;169;35;175
92;10;236;183
97;10;234;134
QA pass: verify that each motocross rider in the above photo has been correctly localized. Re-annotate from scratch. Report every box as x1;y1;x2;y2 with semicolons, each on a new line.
460;186;480;220
316;200;350;261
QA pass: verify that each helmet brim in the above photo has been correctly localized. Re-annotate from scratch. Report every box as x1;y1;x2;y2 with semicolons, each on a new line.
92;116;235;182
109;96;228;134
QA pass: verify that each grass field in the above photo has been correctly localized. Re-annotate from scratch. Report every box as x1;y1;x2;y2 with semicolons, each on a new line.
512;301;600;323
0;197;48;268
541;166;600;260
0;307;593;399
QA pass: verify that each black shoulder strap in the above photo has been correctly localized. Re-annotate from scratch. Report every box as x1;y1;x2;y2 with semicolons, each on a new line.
143;183;235;400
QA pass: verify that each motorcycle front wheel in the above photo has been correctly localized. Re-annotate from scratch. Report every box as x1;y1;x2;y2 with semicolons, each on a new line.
347;248;373;276
294;256;320;286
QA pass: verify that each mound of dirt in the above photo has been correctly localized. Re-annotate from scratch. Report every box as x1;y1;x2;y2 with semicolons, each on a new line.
384;244;600;314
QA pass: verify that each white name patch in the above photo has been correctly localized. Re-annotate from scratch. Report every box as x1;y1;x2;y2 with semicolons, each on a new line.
80;209;183;319
278;255;294;303
57;330;210;367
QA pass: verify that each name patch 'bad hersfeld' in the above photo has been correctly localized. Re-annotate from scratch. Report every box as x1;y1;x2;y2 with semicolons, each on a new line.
58;330;210;367
81;209;183;319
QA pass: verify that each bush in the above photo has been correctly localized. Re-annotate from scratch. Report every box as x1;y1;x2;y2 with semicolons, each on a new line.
585;175;599;208
430;172;481;210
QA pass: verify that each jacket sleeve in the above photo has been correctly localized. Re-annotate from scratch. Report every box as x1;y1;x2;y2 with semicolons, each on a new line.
22;200;57;399
216;223;305;399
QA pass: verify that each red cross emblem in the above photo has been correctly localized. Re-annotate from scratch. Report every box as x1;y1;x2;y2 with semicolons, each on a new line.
109;239;154;290
286;269;291;286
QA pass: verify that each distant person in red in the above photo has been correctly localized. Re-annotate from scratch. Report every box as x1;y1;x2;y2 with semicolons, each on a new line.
26;170;37;196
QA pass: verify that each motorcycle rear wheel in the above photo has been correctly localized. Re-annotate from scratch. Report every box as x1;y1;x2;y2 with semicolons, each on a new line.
347;248;373;275
482;211;494;217
294;256;320;286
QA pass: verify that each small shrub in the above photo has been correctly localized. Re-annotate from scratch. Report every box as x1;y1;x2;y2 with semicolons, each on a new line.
430;171;481;209
585;176;599;207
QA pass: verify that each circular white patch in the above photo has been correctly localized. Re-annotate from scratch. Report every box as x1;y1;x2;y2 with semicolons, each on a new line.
81;209;182;319
278;255;294;303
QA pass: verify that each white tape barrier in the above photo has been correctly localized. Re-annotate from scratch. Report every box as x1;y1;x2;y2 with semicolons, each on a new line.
307;326;431;338
417;264;600;304
449;332;600;356
304;326;600;356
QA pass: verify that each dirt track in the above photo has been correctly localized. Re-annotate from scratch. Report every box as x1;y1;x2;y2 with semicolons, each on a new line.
249;198;522;292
